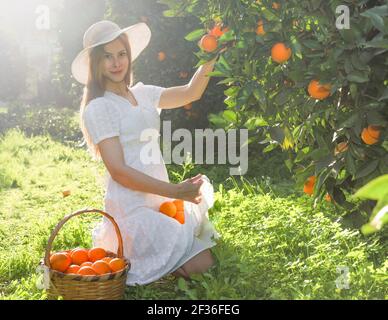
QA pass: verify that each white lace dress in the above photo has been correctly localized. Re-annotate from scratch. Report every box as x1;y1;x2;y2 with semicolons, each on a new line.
82;81;220;286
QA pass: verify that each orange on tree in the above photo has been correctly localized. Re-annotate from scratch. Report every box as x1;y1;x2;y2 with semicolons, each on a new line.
303;176;316;195
70;248;89;265
271;43;292;64
200;34;218;53
209;23;229;38
157;51;166;61
361;125;381;145
325;194;332;202
50;252;72;273
334;142;349;155
88;247;106;262
272;2;281;9
92;260;111;275
256;20;265;36
159;201;177;217
109;258;126;272
78;266;98;276
65;264;81;274
308;80;332;100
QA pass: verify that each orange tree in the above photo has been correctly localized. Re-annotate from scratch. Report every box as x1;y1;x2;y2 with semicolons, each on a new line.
161;0;388;211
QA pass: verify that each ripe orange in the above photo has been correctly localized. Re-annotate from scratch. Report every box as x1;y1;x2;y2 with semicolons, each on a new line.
80;261;93;267
200;34;218;53
92;260;111;275
174;210;185;224
334;142;349;155
308;80;331;100
366;125;381;139
159;201;177;217
109;258;126;273
361;126;381;145
272;2;281;9
65;264;81;274
88;247;106;262
158;51;166;61
303;176;316;195
209;24;229;38
325;194;332;202
62;190;71;197
271;43;292;64
173;199;184;212
70;248;89;265
78;266;98;276
102;257;113;264
256;20;265;36
50;252;72;273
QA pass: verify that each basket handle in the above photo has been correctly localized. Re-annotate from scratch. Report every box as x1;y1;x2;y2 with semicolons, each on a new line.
44;208;124;268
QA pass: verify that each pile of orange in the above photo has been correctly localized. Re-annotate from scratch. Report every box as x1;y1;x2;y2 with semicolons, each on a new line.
303;175;316;195
49;247;127;276
159;199;185;224
361;125;381;145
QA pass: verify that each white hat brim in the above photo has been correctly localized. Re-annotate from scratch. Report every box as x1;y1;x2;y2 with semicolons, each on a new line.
71;22;151;85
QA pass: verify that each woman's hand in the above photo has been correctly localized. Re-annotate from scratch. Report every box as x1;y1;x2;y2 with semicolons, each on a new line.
174;174;204;204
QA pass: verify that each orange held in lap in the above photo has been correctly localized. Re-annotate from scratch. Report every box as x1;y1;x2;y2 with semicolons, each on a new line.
159;201;177;217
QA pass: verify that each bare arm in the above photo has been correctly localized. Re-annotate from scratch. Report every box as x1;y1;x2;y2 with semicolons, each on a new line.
97;137;203;203
98;136;176;197
158;56;218;110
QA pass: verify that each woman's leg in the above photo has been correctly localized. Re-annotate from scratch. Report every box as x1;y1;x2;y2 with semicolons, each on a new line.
181;249;214;276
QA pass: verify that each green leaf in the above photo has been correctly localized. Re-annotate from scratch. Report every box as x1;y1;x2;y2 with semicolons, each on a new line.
354;159;379;180
223;110;237;122
361;9;386;33
345;152;357;176
379;87;388;101
268;126;285;144
346;71;369;83
353;174;388;201
263;143;277;153
184;29;205;41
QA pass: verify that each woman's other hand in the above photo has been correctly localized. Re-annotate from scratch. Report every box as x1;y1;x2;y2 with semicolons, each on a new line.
175;174;204;204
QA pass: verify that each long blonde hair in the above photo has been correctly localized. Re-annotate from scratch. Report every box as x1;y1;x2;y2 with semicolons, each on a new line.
79;33;134;161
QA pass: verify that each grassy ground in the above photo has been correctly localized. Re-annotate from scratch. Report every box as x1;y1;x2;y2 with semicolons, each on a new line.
0;129;386;300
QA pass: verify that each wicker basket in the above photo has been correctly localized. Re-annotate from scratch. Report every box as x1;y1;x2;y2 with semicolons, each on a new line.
39;208;131;300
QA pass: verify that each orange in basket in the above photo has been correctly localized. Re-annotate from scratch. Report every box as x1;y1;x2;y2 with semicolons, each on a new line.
40;208;131;300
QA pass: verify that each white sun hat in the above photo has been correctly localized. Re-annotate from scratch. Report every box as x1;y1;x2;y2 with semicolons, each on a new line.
71;20;151;85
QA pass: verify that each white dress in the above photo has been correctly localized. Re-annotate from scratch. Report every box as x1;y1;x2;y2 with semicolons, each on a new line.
82;81;220;286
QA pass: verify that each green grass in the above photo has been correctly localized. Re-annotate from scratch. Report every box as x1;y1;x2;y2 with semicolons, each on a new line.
0;129;387;300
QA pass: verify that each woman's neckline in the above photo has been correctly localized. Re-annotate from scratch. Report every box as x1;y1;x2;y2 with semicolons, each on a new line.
104;88;138;107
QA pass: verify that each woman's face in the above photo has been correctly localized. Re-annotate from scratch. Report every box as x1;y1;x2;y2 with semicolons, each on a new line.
101;38;129;83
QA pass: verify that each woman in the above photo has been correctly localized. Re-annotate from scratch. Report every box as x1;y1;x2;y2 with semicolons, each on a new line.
71;20;221;285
